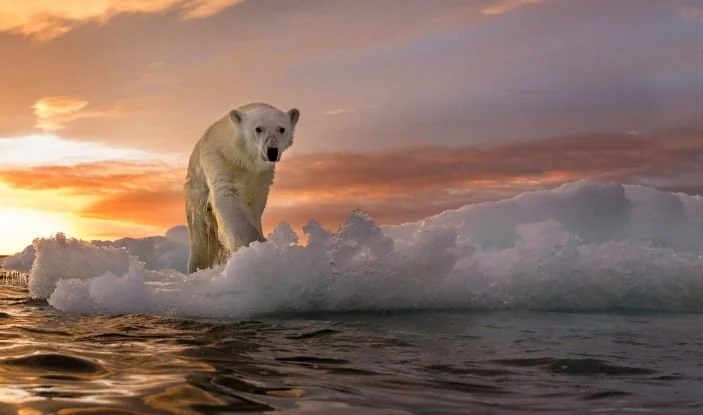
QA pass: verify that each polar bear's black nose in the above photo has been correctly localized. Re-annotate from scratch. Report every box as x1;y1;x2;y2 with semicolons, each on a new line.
266;147;279;162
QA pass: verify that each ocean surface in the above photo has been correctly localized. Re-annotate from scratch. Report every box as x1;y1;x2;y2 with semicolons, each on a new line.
1;181;701;413
1;283;701;414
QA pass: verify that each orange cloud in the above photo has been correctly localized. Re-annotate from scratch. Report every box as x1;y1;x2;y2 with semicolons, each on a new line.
0;161;185;195
33;96;125;131
263;127;701;231
0;0;246;40
274;131;701;198
33;96;90;130
80;189;185;229
0;160;186;252
1;126;699;252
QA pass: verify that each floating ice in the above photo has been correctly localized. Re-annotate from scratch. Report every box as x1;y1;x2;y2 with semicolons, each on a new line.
1;244;35;273
2;225;189;274
110;225;189;272
29;233;132;299
24;181;703;316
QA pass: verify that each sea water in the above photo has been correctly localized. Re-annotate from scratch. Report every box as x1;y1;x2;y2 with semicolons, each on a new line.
1;285;701;414
0;180;701;413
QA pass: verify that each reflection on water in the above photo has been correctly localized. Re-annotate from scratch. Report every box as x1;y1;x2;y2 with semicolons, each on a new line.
1;285;701;414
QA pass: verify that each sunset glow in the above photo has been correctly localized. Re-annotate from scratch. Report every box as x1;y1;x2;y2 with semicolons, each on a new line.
0;209;70;254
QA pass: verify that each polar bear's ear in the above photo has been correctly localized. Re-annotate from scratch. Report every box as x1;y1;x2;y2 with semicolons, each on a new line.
229;109;244;125
287;109;300;126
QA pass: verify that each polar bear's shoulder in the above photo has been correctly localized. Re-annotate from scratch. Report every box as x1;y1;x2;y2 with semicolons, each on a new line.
201;113;237;145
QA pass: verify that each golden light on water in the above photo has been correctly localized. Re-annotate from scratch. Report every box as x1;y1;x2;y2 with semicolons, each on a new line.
0;387;31;404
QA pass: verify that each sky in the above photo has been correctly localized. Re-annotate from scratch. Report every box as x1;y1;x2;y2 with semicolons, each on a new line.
0;0;701;254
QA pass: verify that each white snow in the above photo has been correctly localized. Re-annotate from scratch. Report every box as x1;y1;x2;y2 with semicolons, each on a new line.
20;181;703;317
2;225;189;274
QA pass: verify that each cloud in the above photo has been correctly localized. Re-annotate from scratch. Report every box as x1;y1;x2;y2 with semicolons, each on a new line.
481;0;547;15
322;108;357;116
80;189;186;229
0;160;185;195
263;126;703;229
0;134;169;165
180;0;245;19
274;129;702;196
322;104;376;116
33;96;124;131
1;126;699;248
0;0;246;40
32;96;87;129
676;6;703;21
0;160;186;251
676;8;703;22
0;0;698;156
656;0;703;22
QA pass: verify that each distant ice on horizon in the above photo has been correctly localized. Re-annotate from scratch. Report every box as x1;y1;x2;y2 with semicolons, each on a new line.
1;225;189;275
7;180;702;317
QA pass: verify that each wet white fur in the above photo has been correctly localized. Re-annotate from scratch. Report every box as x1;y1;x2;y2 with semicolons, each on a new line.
184;103;299;272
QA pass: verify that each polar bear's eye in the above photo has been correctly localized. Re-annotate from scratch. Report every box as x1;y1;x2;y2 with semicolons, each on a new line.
278;127;285;134
255;127;263;134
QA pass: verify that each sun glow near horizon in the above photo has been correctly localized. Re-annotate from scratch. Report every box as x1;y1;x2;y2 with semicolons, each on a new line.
0;134;184;254
0;208;73;255
0;177;85;254
0;187;178;255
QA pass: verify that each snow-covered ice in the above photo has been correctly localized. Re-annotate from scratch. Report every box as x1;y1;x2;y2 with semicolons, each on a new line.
8;181;701;317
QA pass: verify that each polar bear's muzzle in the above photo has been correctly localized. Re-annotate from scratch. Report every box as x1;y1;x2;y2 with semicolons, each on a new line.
265;146;279;162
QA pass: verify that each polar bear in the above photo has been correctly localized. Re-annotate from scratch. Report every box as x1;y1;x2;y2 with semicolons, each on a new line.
185;103;300;272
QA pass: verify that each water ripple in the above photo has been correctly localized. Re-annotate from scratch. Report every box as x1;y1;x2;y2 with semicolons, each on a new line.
1;285;701;414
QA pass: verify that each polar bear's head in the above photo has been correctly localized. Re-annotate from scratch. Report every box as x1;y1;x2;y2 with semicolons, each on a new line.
229;104;300;165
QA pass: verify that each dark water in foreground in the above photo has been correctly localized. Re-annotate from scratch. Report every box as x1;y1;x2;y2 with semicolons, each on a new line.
0;285;701;414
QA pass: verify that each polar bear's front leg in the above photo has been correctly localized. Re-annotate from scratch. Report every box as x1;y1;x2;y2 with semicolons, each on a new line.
210;189;265;254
